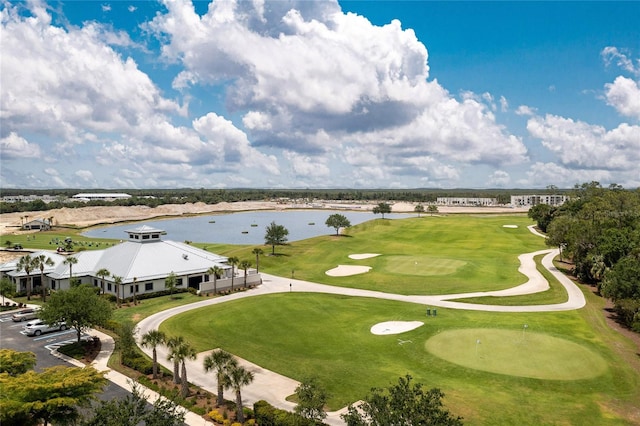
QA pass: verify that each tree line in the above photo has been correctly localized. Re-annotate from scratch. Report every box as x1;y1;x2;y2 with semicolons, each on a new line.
528;182;640;331
1;187;570;213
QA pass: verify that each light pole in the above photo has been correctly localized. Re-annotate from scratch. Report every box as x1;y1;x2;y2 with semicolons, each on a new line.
523;324;528;340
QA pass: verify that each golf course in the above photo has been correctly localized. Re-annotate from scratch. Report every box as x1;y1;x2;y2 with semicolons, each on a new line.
156;214;640;425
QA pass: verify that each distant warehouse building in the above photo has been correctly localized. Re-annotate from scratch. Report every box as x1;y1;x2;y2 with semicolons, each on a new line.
436;197;498;206
510;194;568;207
72;193;132;202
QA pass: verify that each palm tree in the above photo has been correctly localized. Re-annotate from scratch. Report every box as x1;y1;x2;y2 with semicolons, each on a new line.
63;256;79;283
228;256;239;291
132;277;138;305
96;268;110;295
168;339;197;398
113;275;123;307
141;329;167;379
228;364;255;423
34;254;54;302
251;248;264;273
203;349;237;407
16;254;35;300
166;335;185;384
206;266;223;294
239;260;252;288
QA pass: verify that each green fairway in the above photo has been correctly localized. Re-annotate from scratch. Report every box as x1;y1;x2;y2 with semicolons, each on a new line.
425;328;608;380
162;293;639;424
218;215;549;295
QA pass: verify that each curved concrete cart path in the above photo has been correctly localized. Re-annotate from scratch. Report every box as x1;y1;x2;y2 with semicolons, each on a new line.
136;224;586;425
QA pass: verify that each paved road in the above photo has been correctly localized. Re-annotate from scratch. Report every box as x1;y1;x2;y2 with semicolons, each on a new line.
135;224;586;425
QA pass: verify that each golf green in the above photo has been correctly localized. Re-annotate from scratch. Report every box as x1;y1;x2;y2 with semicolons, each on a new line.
425;328;608;380
384;255;467;276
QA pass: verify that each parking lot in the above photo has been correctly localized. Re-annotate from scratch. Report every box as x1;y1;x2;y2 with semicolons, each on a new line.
0;310;134;404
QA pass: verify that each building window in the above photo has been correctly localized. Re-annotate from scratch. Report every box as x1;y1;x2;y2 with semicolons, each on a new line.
145;283;153;291
176;278;183;286
142;234;150;240
108;283;112;291
52;281;56;290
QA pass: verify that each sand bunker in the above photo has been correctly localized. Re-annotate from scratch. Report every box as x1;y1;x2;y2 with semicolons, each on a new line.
325;265;372;277
348;253;381;260
371;321;424;335
503;225;519;228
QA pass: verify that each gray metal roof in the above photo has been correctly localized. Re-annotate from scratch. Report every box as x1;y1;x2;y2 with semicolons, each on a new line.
46;239;229;283
2;251;67;277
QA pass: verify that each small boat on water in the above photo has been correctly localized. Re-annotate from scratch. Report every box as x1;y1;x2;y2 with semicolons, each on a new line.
208;220;216;223
250;223;258;227
241;231;249;234
308;222;315;225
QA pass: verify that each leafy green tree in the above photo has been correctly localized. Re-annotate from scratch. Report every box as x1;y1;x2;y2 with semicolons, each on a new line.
34;254;54;302
239;260;252;288
96;268;110;295
4;240;11;249
0;365;106;426
372;202;391;219
164;272;178;299
0;276;14;305
427;204;439;216
82;381;185;426
39;284;112;343
16;254;35;300
227;364;255;424
341;375;463;426
294;376;329;422
0;349;36;376
601;255;640;302
528;203;555;233
117;321;138;365
414;204;424;217
325;213;352;236
251;247;264;273
203;349;237;406
206;266;223;294
141;330;167;380
264;221;289;255
228;256;239;291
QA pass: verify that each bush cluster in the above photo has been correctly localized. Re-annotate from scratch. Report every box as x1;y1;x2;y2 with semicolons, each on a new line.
254;400;320;426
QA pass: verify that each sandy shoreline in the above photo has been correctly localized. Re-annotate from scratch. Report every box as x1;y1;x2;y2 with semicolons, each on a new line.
0;201;528;236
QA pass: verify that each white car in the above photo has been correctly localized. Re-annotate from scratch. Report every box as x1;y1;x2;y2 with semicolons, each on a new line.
23;319;67;336
12;308;39;322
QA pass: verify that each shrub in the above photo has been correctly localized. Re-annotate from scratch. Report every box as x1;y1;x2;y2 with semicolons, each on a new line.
123;354;153;375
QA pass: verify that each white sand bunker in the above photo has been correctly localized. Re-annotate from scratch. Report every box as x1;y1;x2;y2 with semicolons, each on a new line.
348;253;381;260
371;321;424;335
326;265;372;277
503;225;519;228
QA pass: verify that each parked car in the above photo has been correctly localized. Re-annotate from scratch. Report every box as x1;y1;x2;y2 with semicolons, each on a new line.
22;319;67;336
11;308;39;322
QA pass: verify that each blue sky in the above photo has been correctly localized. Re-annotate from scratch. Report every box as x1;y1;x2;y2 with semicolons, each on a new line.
1;1;638;190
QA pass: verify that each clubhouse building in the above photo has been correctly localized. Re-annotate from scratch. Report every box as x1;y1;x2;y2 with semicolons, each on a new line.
1;226;261;299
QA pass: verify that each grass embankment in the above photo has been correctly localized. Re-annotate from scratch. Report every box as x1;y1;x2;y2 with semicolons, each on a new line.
0;230;119;252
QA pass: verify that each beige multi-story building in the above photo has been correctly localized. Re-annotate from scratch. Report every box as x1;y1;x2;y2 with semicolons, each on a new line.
510;194;568;207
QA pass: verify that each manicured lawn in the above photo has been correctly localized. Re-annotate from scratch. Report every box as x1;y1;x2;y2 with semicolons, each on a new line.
210;215;548;295
455;253;569;305
161;292;640;425
111;292;209;324
0;230;118;252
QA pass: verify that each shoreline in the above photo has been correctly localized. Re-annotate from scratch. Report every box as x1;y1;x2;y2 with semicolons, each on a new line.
0;201;529;236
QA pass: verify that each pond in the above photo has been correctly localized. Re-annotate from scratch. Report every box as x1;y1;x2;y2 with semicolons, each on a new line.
82;210;412;245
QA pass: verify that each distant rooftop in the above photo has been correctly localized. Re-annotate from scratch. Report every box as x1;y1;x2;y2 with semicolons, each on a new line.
72;193;131;200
